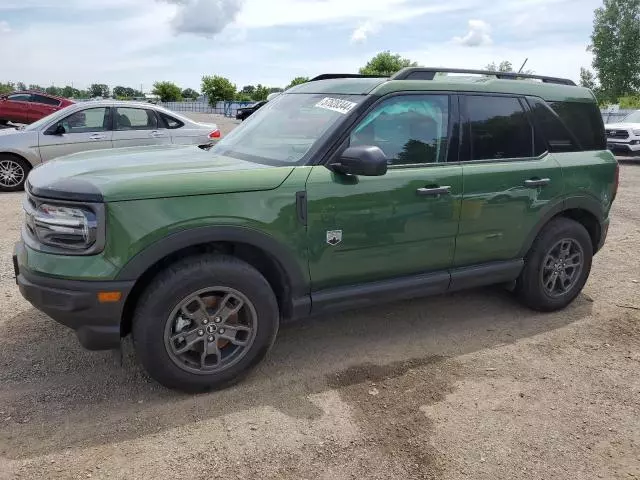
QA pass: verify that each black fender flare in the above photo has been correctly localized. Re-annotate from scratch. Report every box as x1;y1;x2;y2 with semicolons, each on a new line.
115;225;309;298
518;195;605;257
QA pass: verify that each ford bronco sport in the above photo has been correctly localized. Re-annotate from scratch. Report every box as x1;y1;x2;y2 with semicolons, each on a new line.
15;67;618;392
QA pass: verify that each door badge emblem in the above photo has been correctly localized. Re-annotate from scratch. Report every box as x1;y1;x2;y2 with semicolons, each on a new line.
326;230;342;246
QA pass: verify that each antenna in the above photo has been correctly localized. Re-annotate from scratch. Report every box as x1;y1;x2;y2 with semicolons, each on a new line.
517;58;529;74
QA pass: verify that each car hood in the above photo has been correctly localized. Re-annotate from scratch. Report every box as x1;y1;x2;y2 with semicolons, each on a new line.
605;122;640;129
27;144;294;202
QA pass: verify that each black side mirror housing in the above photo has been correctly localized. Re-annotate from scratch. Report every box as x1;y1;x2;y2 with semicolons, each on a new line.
46;124;66;136
330;146;388;176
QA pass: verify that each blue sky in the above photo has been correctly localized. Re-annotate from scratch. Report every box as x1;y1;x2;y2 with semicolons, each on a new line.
0;0;601;92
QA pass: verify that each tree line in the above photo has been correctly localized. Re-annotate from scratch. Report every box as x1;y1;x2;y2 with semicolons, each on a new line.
2;1;637;108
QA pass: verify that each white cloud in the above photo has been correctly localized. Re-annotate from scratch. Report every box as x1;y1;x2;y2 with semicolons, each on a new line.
351;21;378;43
159;0;244;37
0;21;10;33
453;19;492;47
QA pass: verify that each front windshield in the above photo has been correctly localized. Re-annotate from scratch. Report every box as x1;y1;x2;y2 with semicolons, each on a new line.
211;93;364;165
623;110;640;123
24;104;75;131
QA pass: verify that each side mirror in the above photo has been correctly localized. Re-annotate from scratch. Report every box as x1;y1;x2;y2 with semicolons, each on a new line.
330;146;388;176
46;124;66;136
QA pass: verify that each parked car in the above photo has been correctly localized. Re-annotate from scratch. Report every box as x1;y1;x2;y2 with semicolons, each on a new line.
235;100;267;121
15;68;618;392
0;91;74;125
605;109;640;155
0;100;221;191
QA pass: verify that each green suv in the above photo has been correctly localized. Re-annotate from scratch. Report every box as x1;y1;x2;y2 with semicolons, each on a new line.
14;68;618;392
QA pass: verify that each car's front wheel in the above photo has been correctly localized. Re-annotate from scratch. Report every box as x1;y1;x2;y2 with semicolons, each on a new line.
0;155;30;192
515;217;593;311
133;254;279;392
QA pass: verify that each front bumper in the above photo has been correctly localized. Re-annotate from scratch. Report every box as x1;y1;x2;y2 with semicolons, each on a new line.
607;141;640;153
14;242;134;350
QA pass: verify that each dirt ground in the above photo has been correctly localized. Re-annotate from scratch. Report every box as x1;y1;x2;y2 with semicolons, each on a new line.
0;117;638;479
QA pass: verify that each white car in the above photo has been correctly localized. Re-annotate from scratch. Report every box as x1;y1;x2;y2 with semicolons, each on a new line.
605;110;640;155
0;100;221;191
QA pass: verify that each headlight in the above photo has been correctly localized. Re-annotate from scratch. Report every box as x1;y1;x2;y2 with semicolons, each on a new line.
632;129;640;136
25;201;100;252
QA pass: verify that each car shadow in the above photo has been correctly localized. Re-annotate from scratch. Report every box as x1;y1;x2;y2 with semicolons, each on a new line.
0;287;593;459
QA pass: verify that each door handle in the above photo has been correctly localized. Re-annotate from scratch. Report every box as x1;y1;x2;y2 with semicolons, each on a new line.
524;178;551;188
89;134;106;140
416;186;451;197
149;131;166;138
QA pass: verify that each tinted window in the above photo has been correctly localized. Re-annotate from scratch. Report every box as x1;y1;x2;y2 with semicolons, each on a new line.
58;107;109;133
350;94;450;165
549;101;606;151
466;95;534;160
159;112;184;129
527;98;579;153
115;107;158;130
32;94;60;107
8;94;31;102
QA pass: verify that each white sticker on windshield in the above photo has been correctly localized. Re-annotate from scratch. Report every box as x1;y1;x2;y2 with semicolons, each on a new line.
314;97;357;115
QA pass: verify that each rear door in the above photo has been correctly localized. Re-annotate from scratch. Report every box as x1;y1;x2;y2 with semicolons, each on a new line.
454;94;564;268
38;106;113;161
112;106;171;147
1;93;32;124
28;94;61;123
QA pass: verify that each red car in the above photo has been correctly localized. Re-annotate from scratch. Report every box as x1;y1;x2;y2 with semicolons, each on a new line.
0;91;74;125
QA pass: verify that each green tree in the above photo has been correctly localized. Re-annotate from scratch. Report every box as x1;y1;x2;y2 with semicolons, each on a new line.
61;86;80;98
579;67;597;90
252;84;269;101
45;86;62;96
201;75;236;105
286;76;309;90
485;60;534;74
240;85;256;96
89;83;110;98
268;87;283;94
152;81;182;102
590;0;640;102
16;82;26;91
0;82;14;95
28;84;44;92
113;86;127;98
181;88;199;100
235;92;253;102
359;51;418;76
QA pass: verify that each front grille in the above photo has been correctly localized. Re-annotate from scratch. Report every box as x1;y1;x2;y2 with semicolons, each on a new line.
606;129;629;139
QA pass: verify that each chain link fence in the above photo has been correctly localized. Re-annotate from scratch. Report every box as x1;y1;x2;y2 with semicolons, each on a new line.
159;100;255;118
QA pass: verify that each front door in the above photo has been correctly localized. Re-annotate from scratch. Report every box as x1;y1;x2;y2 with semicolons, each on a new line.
306;93;462;292
454;94;564;267
112;107;171;148
38;107;113;161
2;93;31;124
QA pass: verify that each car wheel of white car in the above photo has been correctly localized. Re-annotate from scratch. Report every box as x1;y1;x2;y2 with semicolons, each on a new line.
0;155;30;192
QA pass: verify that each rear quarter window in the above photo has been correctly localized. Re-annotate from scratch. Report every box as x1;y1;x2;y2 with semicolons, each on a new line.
159;112;184;129
548;101;606;151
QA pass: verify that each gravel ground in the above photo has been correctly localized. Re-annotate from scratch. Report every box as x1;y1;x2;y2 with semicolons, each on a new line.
0;117;638;479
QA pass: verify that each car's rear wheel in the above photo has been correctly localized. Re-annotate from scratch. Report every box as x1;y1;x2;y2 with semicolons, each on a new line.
0;155;30;192
133;254;279;392
515;217;593;311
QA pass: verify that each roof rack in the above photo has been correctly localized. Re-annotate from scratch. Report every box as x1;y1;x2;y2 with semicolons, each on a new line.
309;73;388;82
391;68;576;86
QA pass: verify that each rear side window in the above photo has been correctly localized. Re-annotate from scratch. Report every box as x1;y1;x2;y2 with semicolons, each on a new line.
526;98;579;153
159;112;184;129
115;107;159;130
465;95;534;160
32;94;60;107
548;101;606;151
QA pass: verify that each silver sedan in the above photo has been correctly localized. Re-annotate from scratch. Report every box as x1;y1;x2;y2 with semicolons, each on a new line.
0;100;220;191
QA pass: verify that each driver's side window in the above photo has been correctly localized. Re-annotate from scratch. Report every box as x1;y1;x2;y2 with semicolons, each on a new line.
56;108;109;134
349;95;450;165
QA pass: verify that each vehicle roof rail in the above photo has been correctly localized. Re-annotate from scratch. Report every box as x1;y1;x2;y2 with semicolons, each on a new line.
391;67;576;86
309;73;389;82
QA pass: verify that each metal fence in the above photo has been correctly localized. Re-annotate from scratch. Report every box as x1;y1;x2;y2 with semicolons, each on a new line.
159;100;255;118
